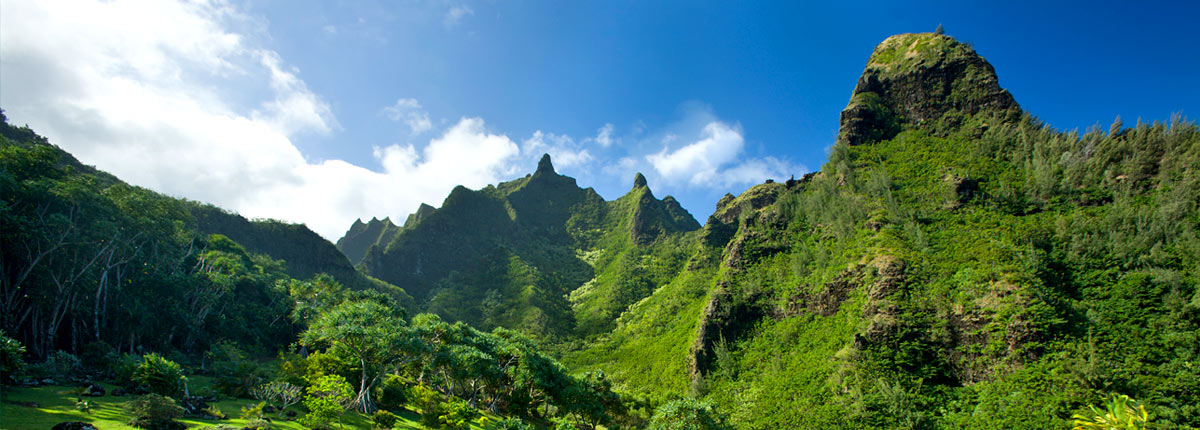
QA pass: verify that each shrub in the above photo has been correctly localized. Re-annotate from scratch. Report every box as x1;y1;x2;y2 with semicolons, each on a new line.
251;381;303;415
109;353;142;385
79;341;117;374
241;401;266;420
646;398;730;430
213;359;264;398
132;353;186;396
438;396;480;430
374;374;407;412
205;404;227;419
411;384;444;428
372;410;398;429
243;418;271;430
300;374;352;430
30;350;81;379
0;330;26;382
125;394;185;430
495;417;533;430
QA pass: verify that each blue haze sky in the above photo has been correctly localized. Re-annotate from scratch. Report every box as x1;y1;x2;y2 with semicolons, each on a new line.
2;0;1198;239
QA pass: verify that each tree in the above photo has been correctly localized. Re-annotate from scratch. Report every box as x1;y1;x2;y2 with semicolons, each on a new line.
934;24;945;35
251;381;303;416
301;300;408;413
301;374;353;430
647;398;730;430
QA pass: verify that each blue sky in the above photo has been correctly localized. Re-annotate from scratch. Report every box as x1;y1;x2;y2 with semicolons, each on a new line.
3;0;1198;239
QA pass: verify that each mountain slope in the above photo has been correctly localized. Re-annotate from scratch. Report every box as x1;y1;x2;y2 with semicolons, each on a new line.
0;113;411;356
347;154;701;339
562;33;1200;429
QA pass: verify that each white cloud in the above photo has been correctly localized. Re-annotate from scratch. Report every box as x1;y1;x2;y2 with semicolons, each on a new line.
0;0;518;240
443;5;474;29
647;121;801;188
240;118;521;238
254;50;338;136
0;0;804;241
522;131;593;170
587;123;616;147
382;98;434;134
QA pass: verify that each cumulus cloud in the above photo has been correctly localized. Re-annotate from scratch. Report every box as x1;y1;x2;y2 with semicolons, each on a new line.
0;0;804;240
646;121;802;188
382;98;434;134
443;5;474;28
522;131;594;170
587;123;616;147
0;0;519;239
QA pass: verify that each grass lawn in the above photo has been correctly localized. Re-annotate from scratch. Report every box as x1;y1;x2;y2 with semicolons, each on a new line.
0;379;499;430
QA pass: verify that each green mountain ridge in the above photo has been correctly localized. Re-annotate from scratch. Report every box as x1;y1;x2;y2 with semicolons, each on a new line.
2;30;1196;429
560;32;1200;428
336;32;1199;428
344;154;701;339
0;114;411;356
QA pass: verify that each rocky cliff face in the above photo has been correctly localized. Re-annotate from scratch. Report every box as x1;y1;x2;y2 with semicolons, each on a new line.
839;33;1020;145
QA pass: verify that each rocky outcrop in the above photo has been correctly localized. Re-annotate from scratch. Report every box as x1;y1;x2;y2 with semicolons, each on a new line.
839;33;1020;146
688;284;767;379
627;174;701;245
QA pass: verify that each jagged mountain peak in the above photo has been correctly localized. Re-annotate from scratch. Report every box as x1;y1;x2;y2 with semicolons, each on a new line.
633;172;648;188
839;32;1020;145
536;153;555;175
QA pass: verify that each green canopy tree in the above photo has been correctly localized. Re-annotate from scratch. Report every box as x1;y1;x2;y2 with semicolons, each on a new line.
301;300;407;413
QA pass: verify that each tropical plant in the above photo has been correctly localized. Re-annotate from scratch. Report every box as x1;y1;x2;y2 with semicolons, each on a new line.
132;353;186;396
1072;395;1149;430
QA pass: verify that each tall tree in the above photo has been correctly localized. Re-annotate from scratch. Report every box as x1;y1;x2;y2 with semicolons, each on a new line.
301;300;407;413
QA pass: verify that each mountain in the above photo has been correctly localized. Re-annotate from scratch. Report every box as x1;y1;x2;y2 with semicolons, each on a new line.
557;33;1200;429
0;113;411;356
343;154;700;339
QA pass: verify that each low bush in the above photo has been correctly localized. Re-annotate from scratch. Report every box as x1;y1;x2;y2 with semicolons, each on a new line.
132;353;186;396
495;417;534;430
29;350;81;379
0;330;26;382
125;394;185;430
372;410;398;429
374;374;407;412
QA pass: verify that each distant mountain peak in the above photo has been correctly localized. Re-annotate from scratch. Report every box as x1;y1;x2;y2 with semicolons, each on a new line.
536;153;555;175
633;172;648;188
839;32;1019;145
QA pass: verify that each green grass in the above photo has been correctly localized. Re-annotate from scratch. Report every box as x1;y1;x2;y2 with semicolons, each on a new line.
0;381;497;430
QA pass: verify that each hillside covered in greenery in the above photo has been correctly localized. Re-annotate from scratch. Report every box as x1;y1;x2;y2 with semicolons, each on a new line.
2;31;1197;430
343;154;701;340
555;33;1200;429
0;114;630;429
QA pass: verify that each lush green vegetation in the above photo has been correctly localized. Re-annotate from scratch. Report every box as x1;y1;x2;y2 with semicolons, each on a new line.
4;31;1198;429
0;115;627;428
350;154;700;341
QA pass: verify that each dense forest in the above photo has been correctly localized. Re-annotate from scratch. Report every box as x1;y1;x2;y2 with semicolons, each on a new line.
2;32;1198;430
